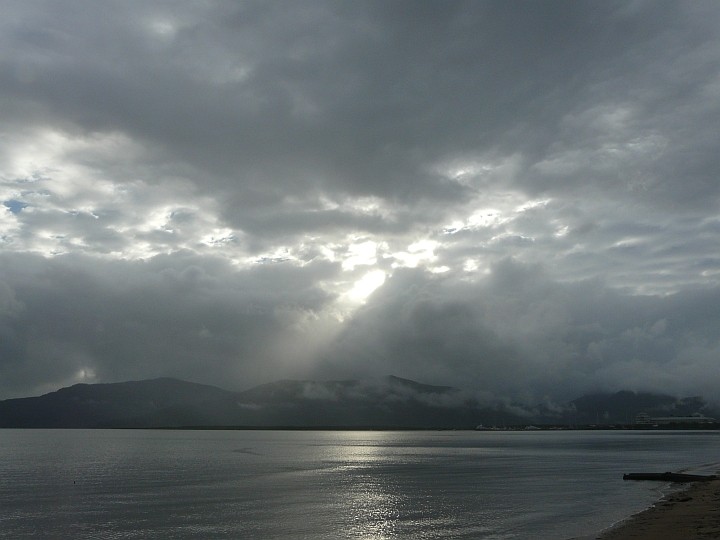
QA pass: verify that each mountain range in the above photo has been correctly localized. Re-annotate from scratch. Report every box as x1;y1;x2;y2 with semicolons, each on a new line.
0;376;717;429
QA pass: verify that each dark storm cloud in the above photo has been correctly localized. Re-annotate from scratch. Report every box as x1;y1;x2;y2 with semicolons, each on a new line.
1;1;719;400
323;260;720;402
5;2;717;212
0;252;338;398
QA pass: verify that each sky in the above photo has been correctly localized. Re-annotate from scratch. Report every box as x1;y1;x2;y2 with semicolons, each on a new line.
1;0;720;402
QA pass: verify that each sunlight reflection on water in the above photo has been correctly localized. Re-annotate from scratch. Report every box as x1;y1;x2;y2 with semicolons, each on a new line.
0;430;719;539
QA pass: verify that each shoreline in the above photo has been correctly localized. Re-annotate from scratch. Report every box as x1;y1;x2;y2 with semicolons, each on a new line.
593;478;720;539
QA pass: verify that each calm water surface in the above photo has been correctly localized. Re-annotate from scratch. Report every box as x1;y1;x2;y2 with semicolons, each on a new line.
1;429;719;539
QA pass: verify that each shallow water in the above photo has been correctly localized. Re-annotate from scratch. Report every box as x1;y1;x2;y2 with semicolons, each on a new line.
0;429;718;539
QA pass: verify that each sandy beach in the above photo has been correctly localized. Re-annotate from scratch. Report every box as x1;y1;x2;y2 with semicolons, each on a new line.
597;479;720;539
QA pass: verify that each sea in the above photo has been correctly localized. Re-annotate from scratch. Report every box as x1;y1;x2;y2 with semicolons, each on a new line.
1;429;719;539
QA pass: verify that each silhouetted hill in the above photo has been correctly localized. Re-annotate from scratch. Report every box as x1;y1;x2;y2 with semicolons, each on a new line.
229;375;503;427
0;378;235;428
0;375;520;429
569;391;716;425
531;390;718;425
2;378;715;429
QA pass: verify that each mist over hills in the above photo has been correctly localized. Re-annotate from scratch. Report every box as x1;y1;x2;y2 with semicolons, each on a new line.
567;391;712;425
0;377;717;429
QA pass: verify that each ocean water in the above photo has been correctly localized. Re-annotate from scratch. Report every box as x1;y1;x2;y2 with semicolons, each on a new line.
1;429;719;539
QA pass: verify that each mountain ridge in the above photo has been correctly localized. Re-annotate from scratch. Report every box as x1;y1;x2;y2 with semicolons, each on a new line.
0;377;716;429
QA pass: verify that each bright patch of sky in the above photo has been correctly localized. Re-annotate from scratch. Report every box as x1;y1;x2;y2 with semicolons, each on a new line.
345;269;386;303
390;239;438;269
342;239;381;271
3;200;27;214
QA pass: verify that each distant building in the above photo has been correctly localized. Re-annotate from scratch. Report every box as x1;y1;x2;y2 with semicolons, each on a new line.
635;412;716;425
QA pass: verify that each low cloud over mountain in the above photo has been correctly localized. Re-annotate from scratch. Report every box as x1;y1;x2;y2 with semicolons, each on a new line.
1;376;716;429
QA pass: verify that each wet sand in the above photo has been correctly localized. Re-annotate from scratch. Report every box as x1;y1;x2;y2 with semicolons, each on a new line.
597;479;720;539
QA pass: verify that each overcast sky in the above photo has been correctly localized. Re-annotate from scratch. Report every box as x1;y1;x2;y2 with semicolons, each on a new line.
1;0;720;402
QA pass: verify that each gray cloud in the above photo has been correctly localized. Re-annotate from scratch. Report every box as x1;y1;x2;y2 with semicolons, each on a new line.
0;252;338;398
322;260;720;402
1;1;719;401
